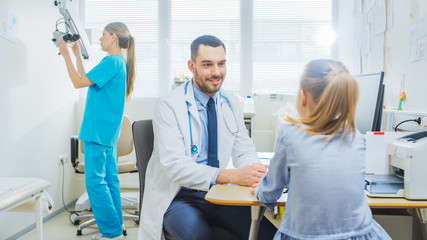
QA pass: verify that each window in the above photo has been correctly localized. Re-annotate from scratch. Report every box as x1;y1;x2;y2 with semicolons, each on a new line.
253;0;334;95
171;0;241;92
84;0;334;98
85;0;159;98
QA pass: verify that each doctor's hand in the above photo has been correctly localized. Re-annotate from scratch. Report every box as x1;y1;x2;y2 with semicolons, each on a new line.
216;163;267;187
236;163;267;186
58;37;70;58
71;41;81;57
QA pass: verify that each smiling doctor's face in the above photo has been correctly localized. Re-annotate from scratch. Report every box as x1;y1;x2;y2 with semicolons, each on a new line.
188;44;226;97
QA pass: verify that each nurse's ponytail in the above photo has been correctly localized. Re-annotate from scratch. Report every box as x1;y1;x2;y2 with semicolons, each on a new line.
105;22;135;102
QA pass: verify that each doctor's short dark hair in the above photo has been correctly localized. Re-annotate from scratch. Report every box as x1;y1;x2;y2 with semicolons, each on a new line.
191;35;226;61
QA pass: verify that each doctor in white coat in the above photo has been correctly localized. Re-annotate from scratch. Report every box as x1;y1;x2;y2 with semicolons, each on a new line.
138;35;275;240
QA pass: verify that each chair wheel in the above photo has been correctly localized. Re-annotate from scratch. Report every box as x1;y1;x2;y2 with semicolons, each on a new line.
77;230;82;236
70;212;81;225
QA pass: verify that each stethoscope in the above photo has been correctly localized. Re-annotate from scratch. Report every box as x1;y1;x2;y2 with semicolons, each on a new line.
185;81;239;154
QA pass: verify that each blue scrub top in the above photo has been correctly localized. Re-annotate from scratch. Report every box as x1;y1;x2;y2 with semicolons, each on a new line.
79;54;127;146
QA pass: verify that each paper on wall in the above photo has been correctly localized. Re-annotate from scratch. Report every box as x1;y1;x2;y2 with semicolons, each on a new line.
0;8;18;43
418;16;427;38
409;41;418;62
386;0;394;29
418;37;427;59
410;19;419;44
410;0;420;19
373;0;386;35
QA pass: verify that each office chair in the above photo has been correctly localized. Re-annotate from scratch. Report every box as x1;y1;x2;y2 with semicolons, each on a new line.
131;119;153;223
131;119;239;240
70;114;139;236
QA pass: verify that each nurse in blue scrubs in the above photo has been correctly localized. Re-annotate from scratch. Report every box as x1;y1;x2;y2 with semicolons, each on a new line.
58;22;135;240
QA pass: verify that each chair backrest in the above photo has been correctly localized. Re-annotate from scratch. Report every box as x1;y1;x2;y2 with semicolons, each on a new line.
74;115;136;173
131;119;154;220
80;114;134;156
116;115;134;156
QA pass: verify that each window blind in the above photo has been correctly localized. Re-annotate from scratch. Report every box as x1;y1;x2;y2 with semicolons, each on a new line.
253;0;333;95
84;0;334;98
85;0;159;98
171;0;241;92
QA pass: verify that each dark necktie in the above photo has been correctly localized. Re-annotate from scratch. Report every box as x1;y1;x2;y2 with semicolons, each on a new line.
207;98;219;168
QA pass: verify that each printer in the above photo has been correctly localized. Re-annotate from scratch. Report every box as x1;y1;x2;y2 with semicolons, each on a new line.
386;130;427;200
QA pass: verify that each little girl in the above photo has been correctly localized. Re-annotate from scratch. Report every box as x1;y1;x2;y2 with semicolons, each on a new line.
252;59;391;240
59;22;135;240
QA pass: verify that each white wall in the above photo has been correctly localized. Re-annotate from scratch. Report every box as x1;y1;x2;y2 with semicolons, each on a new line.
383;0;427;113
0;1;86;238
338;0;427;113
339;2;427;239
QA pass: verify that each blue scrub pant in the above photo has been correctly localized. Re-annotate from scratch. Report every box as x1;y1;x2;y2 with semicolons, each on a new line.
163;189;276;240
84;141;123;238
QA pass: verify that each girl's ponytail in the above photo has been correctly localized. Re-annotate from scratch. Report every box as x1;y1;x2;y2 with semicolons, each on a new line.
287;59;359;141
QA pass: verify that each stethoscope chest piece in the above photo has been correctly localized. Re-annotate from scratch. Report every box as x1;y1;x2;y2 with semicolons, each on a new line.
184;81;237;156
191;145;198;154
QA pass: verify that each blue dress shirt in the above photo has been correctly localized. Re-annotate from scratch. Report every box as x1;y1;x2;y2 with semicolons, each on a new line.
192;81;221;184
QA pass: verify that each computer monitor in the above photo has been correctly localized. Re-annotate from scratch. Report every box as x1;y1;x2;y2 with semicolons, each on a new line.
354;72;385;134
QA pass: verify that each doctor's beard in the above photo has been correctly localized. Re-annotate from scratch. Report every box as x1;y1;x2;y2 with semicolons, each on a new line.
193;68;225;96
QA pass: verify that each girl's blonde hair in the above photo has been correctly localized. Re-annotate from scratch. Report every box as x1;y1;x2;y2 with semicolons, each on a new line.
287;59;359;141
105;22;135;102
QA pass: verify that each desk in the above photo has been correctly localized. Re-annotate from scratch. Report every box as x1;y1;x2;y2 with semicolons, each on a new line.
206;184;427;240
0;178;51;240
367;197;427;208
205;184;286;240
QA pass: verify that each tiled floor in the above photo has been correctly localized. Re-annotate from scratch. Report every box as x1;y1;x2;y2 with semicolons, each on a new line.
19;211;140;240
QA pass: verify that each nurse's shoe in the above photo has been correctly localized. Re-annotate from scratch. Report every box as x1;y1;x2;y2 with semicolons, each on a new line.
92;233;125;240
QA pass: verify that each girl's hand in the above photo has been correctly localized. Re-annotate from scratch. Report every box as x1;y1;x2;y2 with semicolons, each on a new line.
58;37;70;57
235;163;267;187
72;41;80;57
250;182;259;195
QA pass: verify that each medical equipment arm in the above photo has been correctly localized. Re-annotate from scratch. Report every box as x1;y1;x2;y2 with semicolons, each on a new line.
52;0;90;59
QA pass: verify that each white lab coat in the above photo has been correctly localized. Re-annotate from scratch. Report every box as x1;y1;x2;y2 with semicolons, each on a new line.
138;81;259;240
